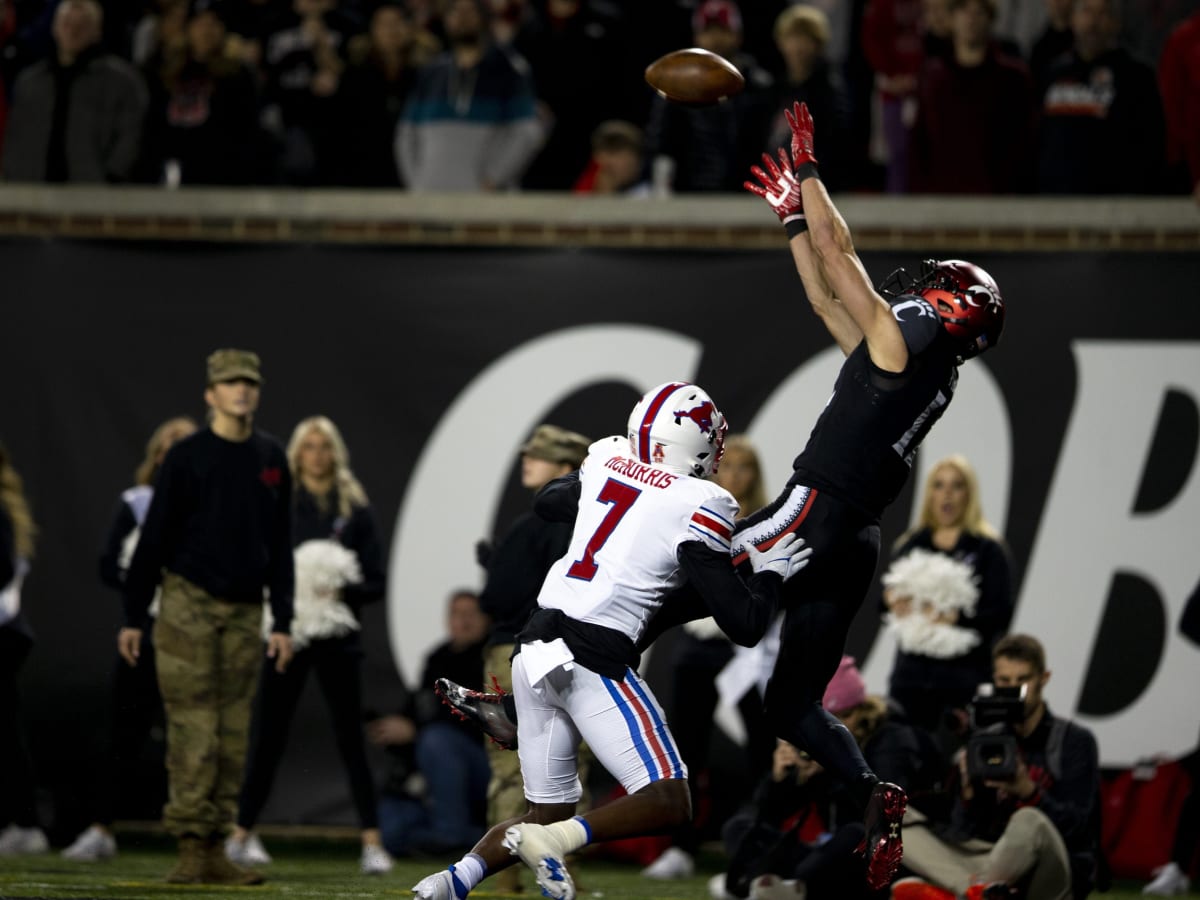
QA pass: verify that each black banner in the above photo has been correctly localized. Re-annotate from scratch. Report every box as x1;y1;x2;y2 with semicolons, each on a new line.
3;239;1198;826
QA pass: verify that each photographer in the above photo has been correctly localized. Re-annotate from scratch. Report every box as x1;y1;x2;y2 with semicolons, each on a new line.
895;635;1100;900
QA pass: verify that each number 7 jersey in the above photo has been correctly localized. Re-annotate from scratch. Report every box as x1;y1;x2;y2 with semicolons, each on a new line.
536;436;740;643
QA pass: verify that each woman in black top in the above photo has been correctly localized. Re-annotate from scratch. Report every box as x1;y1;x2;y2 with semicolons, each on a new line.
885;454;1014;733
230;416;392;875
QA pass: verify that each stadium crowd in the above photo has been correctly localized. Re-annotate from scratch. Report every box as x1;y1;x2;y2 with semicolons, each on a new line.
0;0;1196;196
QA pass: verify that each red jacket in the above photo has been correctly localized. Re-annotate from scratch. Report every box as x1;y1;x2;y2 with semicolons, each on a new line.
1158;12;1200;188
862;0;925;97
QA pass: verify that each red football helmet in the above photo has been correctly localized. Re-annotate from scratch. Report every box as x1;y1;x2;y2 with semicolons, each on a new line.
879;259;1005;360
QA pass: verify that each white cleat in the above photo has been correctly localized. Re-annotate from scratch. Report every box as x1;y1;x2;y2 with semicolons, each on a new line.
361;843;394;875
642;846;695;879
61;825;117;861
503;824;576;900
1144;862;1191;896
413;867;468;900
225;832;272;866
0;825;49;856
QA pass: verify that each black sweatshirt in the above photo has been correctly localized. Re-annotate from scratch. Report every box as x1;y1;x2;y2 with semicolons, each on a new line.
478;510;572;646
123;428;294;631
291;485;385;614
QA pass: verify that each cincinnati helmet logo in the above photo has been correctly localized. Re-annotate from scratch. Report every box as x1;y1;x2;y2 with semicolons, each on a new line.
965;284;997;309
653;442;666;463
674;401;716;434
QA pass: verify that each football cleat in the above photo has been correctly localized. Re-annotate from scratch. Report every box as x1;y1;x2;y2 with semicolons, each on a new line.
858;781;906;890
413;867;470;900
503;824;575;900
435;677;518;750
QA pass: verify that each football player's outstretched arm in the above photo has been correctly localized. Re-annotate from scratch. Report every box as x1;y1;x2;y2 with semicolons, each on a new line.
743;143;862;357
786;103;910;373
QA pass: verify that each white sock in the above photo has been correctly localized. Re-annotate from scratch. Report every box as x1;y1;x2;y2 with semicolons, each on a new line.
448;853;486;896
543;817;591;855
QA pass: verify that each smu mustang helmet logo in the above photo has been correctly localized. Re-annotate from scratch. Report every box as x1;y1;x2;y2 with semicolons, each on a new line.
674;401;716;434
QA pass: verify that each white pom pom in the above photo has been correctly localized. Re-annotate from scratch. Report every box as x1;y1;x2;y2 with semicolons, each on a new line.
882;548;979;617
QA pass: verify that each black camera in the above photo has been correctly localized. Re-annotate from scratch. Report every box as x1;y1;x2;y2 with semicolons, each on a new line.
965;683;1026;781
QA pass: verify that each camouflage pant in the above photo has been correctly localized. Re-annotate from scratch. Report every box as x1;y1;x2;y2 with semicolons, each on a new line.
154;573;263;838
485;643;591;825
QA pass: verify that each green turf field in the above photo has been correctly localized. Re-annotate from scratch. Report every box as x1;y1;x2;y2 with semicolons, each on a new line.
0;838;1194;900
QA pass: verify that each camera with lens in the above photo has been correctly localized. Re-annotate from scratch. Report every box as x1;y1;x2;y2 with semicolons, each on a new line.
965;683;1026;781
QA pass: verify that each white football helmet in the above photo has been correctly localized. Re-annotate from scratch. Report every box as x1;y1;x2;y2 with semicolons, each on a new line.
627;382;728;477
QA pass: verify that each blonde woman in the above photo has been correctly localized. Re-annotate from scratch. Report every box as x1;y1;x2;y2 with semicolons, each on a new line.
885;454;1013;732
63;416;198;862
0;442;47;856
228;416;392;875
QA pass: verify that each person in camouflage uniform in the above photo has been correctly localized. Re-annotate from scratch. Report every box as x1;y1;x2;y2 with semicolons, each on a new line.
118;349;294;885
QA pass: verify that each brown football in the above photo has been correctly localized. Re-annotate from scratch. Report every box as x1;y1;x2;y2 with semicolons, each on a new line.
644;47;746;106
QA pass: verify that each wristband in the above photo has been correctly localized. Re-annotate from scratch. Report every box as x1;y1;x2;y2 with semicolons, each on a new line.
795;162;820;183
784;214;808;239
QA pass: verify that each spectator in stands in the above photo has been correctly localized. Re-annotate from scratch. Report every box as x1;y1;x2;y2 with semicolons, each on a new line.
331;3;426;186
0;0;16;156
142;0;262;185
395;0;542;191
893;634;1101;900
884;455;1013;734
1158;10;1200;203
0;442;47;858
767;5;851;192
370;590;490;857
262;0;361;184
1030;0;1073;92
514;0;635;190
2;0;147;183
572;119;647;194
477;424;588;891
922;0;955;59
130;0;188;68
862;0;925;192
1036;0;1165;194
62;416;198;862
646;0;775;193
228;416;391;875
909;0;1034;192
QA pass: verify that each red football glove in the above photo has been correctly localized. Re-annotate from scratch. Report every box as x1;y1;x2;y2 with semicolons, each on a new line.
785;101;818;168
744;148;804;227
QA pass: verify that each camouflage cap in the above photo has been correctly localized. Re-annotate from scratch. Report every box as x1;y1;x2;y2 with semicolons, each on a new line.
521;424;590;467
206;348;263;385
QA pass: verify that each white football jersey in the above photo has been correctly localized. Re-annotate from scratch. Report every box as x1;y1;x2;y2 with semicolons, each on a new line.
537;436;740;642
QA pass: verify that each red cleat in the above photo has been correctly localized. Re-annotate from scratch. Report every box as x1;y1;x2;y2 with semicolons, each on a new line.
858;781;906;890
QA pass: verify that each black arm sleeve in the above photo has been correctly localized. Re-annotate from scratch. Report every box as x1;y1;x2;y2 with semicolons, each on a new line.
341;504;386;610
676;540;780;647
266;455;295;634
124;454;181;629
1036;724;1100;848
98;501;138;592
0;508;14;589
533;470;581;523
635;582;709;651
965;538;1014;642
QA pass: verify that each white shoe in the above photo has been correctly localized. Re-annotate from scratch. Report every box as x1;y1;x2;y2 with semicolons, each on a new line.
61;825;117;861
361;843;394;875
413;868;468;900
1144;862;1190;896
0;825;49;856
225;832;272;865
642;846;695;879
750;874;806;900
503;823;576;900
708;872;738;900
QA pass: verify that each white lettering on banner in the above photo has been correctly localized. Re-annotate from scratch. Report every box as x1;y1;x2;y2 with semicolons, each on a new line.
387;325;701;687
1018;342;1200;766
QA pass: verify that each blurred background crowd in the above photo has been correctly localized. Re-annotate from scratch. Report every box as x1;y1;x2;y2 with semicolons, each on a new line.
0;0;1197;197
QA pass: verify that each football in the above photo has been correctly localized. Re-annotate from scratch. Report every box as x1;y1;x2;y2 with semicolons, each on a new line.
644;47;745;106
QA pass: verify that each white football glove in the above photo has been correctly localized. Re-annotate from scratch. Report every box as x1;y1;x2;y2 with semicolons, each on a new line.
745;532;812;581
